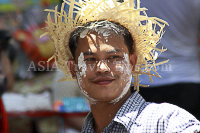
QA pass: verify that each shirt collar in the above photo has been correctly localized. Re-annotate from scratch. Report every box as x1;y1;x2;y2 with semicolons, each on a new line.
82;112;95;133
113;91;148;131
82;91;149;132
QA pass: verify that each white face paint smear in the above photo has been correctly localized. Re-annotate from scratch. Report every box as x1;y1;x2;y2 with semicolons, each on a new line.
80;29;89;38
110;53;132;103
77;53;97;104
76;72;97;104
76;72;86;94
124;53;129;63
78;52;87;77
110;75;132;103
79;20;121;39
123;53;132;78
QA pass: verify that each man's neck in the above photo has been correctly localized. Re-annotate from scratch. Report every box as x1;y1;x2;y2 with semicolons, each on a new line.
90;90;131;133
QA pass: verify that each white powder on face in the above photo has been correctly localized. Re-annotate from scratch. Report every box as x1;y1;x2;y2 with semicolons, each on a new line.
77;54;97;103
124;53;129;63
119;66;124;73
110;75;132;103
110;53;132;103
76;72;97;104
76;72;85;93
78;52;87;77
79;20;121;39
80;29;90;38
123;53;132;80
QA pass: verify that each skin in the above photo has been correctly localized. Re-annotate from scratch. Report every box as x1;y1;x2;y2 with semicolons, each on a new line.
69;31;137;133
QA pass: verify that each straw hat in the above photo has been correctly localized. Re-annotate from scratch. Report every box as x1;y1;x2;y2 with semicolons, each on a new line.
41;0;169;91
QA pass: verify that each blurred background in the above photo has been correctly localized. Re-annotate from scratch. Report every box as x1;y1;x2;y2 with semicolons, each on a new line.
0;0;88;133
138;0;200;122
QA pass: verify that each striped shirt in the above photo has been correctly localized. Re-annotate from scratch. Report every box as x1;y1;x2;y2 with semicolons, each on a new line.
81;91;200;133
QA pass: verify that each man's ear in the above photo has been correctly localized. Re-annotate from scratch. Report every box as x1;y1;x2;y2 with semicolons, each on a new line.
68;59;76;79
129;53;137;73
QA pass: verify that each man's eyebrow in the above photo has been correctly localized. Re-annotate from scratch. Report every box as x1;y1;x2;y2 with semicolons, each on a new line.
83;52;96;56
106;49;122;53
83;49;122;56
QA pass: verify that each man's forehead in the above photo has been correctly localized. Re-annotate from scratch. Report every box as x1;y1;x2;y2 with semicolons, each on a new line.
85;32;121;40
83;48;123;56
78;33;126;54
78;32;124;46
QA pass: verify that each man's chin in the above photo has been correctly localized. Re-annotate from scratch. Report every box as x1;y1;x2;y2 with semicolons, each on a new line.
87;90;123;103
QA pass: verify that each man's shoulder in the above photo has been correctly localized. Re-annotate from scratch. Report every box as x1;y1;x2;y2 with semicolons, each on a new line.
133;102;200;133
141;102;196;120
145;102;186;112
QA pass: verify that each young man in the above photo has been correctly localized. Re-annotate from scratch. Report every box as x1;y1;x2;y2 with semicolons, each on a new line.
69;20;200;133
42;0;200;132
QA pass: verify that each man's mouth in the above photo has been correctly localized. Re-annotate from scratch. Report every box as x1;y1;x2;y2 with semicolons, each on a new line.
92;77;115;85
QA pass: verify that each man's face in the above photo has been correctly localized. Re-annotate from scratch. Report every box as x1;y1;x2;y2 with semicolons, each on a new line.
70;32;137;103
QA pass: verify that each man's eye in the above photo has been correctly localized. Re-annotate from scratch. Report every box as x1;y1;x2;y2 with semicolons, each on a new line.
84;58;96;61
109;56;121;59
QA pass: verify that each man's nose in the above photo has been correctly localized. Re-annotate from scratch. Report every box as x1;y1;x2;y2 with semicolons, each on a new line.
96;60;110;73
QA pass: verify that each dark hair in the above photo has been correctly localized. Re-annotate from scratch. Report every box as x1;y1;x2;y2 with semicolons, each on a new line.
69;20;134;58
0;30;11;51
